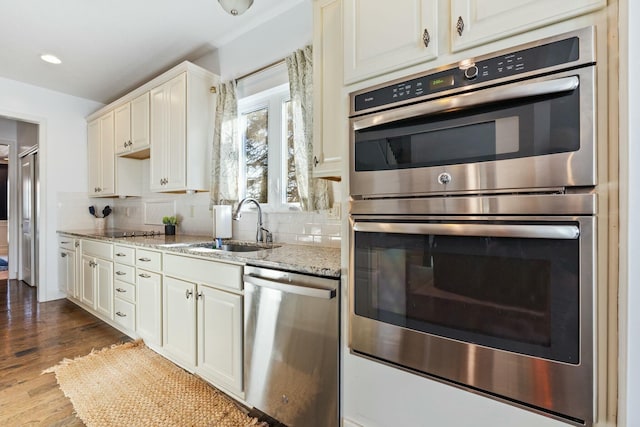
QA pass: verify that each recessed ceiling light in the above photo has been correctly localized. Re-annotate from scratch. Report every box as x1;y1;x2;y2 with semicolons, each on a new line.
40;54;62;65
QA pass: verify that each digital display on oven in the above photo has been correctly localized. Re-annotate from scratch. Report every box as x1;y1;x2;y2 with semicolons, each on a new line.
429;75;455;91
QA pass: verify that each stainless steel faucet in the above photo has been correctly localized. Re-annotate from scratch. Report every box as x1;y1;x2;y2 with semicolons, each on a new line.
232;197;272;243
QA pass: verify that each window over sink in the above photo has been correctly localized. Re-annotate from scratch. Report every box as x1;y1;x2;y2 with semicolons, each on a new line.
238;81;299;209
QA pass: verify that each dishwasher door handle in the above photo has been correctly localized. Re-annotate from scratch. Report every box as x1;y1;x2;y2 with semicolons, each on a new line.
243;275;336;299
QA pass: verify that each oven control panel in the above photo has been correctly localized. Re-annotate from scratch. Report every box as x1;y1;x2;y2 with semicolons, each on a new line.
353;33;585;114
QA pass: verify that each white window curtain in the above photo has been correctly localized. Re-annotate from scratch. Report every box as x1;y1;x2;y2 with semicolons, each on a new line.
210;80;240;207
286;45;332;211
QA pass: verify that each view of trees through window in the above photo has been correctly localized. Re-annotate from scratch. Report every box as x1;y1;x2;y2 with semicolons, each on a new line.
242;108;269;203
238;83;299;208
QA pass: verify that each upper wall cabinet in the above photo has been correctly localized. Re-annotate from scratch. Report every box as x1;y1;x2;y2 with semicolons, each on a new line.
343;0;438;84
115;92;150;158
87;112;115;197
451;0;606;52
87;61;219;195
313;0;344;179
149;64;217;193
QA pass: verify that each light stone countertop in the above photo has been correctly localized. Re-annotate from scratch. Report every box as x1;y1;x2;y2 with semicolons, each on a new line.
59;229;341;278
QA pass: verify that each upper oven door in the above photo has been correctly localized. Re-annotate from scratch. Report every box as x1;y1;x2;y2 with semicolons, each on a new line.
349;66;595;198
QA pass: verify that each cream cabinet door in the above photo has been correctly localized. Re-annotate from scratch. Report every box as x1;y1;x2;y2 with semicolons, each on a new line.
312;0;344;179
150;84;168;192
163;276;197;368
130;92;150;153
196;284;243;394
95;258;114;320
114;102;131;155
87;112;115;196
81;255;96;308
451;0;606;52
343;0;438;84
87;119;102;196
137;269;163;347
115;92;150;157
150;73;187;192
98;112;115;196
58;249;75;295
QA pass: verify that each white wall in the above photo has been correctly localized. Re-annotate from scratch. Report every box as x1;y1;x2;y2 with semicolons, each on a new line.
0;76;103;302
195;0;312;81
0;118;17;140
619;0;640;425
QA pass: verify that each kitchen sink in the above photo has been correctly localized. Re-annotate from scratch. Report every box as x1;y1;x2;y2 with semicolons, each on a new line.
188;242;280;253
215;243;280;252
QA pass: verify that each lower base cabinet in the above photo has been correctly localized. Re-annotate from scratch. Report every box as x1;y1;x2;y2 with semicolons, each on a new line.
163;254;244;397
137;270;163;346
58;235;79;298
163;276;197;367
114;298;135;331
59;234;245;399
81;255;113;318
197;285;242;393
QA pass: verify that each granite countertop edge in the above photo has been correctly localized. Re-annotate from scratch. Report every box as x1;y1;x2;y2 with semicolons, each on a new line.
58;230;341;279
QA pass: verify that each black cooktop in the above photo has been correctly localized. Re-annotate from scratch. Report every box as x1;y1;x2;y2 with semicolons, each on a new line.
100;230;163;238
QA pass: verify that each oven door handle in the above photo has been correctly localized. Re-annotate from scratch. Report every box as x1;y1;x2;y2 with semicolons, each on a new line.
352;75;580;130
352;222;580;239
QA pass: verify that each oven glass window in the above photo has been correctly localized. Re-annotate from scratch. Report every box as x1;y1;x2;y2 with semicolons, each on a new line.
353;224;580;363
354;86;580;171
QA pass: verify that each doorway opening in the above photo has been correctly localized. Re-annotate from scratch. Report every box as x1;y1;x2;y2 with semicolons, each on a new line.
0;118;39;288
0;145;8;281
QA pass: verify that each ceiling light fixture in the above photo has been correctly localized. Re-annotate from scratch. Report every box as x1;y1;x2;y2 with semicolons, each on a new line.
40;54;62;65
218;0;254;16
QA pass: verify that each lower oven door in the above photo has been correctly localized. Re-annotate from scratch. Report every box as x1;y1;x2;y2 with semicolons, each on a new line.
349;216;595;425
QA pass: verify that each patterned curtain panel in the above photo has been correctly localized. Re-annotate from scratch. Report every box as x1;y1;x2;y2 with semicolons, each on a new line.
210;80;240;207
286;45;332;211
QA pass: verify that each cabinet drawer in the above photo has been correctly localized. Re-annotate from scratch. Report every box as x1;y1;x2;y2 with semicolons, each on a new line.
82;239;113;260
114;263;135;284
136;249;162;271
114;280;136;303
114;298;135;331
114;245;135;265
164;254;242;291
58;235;77;250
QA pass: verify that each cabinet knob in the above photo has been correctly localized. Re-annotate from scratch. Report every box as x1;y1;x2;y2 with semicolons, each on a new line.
115;271;126;276
185;289;193;299
124;141;128;149
197;291;203;300
313;156;319;167
422;28;430;48
456;16;465;36
75;241;80;248
116;253;126;257
116;311;127;317
138;273;151;278
116;287;127;293
61;252;67;258
138;257;151;262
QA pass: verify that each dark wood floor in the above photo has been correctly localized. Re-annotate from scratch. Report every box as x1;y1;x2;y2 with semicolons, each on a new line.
0;279;129;426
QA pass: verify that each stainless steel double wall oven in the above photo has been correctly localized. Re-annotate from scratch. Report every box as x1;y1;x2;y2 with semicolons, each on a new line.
348;27;598;425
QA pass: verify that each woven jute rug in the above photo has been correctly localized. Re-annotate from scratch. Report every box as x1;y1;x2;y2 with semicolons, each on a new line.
43;340;264;427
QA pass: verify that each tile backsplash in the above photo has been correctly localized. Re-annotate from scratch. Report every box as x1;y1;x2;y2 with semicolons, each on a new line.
58;179;342;248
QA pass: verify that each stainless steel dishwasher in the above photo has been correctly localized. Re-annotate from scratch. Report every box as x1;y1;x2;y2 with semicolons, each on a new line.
243;265;339;427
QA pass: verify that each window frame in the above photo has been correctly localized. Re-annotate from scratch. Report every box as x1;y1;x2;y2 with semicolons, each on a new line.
237;82;300;211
